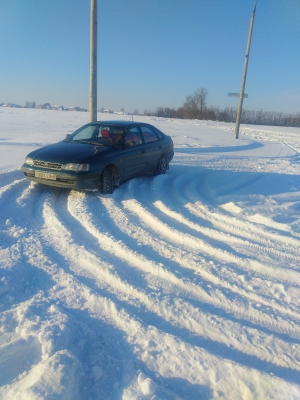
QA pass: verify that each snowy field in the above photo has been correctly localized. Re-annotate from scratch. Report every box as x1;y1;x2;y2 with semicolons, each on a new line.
1;106;300;400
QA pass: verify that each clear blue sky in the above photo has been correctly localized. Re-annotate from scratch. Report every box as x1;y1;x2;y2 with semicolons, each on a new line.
1;0;299;113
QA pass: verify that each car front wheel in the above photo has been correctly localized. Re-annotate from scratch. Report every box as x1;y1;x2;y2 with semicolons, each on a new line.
100;166;113;194
100;165;121;194
154;155;167;175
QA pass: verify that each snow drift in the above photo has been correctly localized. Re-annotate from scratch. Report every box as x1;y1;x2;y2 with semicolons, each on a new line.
1;107;300;399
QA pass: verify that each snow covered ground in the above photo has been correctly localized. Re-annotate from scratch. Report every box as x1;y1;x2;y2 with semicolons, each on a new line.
1;107;300;400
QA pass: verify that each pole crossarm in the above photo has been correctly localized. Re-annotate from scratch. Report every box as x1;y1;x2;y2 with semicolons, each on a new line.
228;93;248;98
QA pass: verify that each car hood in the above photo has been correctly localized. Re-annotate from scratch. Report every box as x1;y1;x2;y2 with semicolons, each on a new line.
28;141;115;164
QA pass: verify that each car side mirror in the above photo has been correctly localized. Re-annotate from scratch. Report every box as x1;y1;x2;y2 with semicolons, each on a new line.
65;134;70;139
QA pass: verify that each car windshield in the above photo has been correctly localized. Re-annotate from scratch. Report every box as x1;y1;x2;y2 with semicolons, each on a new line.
66;124;124;146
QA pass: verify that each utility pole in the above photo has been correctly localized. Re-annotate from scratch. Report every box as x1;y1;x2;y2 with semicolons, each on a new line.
235;0;258;139
89;0;97;122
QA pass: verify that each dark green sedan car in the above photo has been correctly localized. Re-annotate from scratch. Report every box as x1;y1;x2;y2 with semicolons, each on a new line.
21;120;174;194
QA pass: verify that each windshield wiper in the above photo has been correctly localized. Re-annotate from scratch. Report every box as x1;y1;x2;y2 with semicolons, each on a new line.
78;140;103;145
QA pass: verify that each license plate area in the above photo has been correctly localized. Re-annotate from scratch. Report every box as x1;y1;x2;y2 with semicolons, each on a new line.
35;171;56;180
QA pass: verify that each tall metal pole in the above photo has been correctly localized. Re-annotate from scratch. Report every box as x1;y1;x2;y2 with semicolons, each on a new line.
234;0;258;139
89;0;97;122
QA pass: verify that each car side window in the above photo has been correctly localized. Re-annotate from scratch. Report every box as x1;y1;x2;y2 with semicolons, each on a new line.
140;126;159;143
124;128;142;146
154;127;164;140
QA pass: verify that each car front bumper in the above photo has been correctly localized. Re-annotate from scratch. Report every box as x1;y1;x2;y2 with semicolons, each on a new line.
21;165;101;190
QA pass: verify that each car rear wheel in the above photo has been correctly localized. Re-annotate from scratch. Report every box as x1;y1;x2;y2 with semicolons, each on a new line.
100;166;113;194
154;155;167;175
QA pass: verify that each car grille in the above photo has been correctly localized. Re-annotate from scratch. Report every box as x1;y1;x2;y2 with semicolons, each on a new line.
33;160;62;170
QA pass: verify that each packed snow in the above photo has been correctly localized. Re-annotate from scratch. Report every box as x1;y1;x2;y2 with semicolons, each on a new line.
1;107;300;400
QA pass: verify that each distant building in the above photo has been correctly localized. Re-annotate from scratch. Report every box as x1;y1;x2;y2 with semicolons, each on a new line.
52;105;64;111
2;102;22;108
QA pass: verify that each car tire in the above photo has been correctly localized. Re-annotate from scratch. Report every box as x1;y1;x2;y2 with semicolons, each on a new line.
154;155;167;175
100;165;113;194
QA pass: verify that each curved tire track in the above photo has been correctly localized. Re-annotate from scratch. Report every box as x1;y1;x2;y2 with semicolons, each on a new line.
1;166;300;398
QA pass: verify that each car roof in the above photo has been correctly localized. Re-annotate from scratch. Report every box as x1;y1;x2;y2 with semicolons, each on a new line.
95;120;150;128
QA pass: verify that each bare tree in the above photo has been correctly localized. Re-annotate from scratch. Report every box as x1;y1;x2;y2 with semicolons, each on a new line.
183;94;198;119
183;87;208;119
25;101;36;109
194;87;208;114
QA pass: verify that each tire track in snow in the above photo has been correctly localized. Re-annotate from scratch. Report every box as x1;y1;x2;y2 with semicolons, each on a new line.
1;185;129;396
121;195;300;295
0;178;27;202
39;190;300;373
1;167;300;397
155;182;300;259
66;189;300;337
159;170;300;253
123;174;300;298
95;193;300;329
151;168;300;253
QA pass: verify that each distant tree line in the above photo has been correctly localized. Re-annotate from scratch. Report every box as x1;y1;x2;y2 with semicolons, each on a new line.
144;88;300;127
24;101;87;112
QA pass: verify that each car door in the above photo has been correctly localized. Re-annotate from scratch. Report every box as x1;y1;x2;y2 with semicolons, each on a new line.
140;125;163;171
122;127;146;179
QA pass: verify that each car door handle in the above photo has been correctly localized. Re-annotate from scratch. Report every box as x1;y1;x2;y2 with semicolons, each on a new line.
141;150;146;153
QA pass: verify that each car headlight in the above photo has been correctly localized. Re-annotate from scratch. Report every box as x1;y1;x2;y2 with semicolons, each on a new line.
62;163;89;172
25;156;34;166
